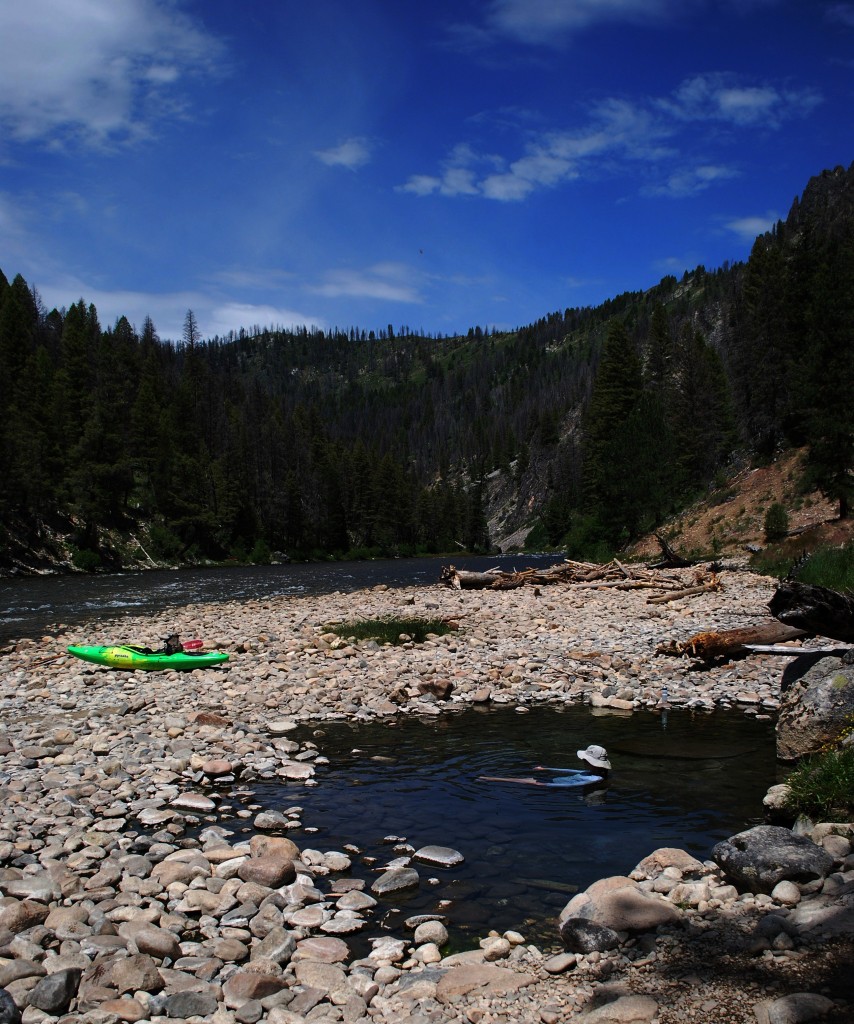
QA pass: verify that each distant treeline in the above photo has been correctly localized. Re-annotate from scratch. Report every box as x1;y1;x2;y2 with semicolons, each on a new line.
0;164;850;566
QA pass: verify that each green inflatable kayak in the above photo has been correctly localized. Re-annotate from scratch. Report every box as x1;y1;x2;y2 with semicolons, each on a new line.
67;645;229;671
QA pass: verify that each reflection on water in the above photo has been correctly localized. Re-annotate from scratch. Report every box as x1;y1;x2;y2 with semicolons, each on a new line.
233;704;778;951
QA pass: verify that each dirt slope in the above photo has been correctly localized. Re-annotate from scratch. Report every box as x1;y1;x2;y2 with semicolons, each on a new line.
629;449;850;561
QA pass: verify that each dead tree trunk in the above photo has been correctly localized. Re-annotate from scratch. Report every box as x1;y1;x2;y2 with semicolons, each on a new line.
656;621;809;662
648;534;696;569
769;581;854;644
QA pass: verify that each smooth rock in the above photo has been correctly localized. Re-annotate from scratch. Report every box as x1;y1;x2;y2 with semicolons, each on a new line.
754;993;836;1024
413;845;465;867
370;867;419;894
223;971;288;1008
435;963;535;1003
98;997;148;1022
579;993;659;1023
560;876;682;932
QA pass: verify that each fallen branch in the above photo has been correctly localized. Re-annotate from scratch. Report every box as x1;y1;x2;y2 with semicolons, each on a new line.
656;621;809;662
647;576;723;604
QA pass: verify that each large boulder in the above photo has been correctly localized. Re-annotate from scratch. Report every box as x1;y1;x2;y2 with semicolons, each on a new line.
558;875;682;940
776;655;854;761
711;825;833;894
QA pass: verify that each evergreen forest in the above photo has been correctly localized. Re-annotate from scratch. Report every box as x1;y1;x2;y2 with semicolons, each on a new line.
0;163;851;572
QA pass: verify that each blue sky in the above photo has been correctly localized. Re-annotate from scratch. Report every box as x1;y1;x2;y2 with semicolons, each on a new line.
1;1;851;341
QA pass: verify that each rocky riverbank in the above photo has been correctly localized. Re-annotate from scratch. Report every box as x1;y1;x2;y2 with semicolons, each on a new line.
1;565;852;1023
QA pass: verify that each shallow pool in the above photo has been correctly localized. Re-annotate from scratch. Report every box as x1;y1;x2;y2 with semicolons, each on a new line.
239;704;778;950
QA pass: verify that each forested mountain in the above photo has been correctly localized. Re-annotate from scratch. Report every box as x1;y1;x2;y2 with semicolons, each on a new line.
0;163;851;572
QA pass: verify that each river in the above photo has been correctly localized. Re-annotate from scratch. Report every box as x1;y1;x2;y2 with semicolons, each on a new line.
0;554;564;646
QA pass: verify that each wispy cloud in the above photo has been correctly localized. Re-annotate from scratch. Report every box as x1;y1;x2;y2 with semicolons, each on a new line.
724;212;779;242
826;3;854;28
483;0;675;45
0;0;222;148
310;263;424;304
450;0;784;49
314;137;372;169
400;72;819;203
647;164;740;198
657;73;822;127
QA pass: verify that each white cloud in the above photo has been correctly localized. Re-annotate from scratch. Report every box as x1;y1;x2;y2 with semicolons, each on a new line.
724;212;779;242
310;263;424;304
33;275;321;342
659;73;822;127
314;137;372;169
206;302;324;338
0;0;222;148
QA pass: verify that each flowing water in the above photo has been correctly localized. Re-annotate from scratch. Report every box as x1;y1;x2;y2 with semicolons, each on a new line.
0;554;564;646
219;703;778;952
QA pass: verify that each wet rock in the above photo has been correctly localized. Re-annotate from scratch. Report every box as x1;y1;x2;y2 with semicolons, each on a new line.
170;792;216;813
712;825;834;893
252;810;291;831
413;845;464;867
370;866;419;894
413;920;448;946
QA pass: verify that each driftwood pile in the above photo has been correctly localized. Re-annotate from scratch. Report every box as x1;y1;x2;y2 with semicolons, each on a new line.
440;560;723;603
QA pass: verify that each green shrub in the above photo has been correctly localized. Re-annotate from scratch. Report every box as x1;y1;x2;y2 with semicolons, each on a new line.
149;523;184;561
784;746;854;820
249;539;272;564
71;547;101;572
763;503;789;541
328;616;454;645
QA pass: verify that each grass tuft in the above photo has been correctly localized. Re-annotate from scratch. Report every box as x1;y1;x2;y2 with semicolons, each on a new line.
328;616;454;646
784;746;854;820
751;540;854;591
